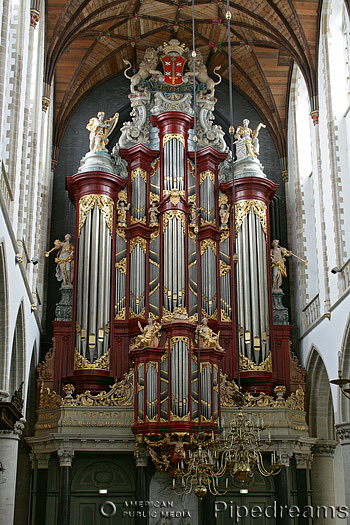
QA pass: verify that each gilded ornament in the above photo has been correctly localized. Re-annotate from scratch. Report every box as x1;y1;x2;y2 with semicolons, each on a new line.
162;210;186;232
115;257;126;274
199;170;215;185
219;194;229;207
130;237;147;253
170;336;189;348
200;239;217;255
129;307;146;319
235;200;267;235
188;194;196;204
163;189;185;206
118;190;128;203
163;134;185;147
115;306;126;320
220;260;231;276
240;352;272;371
79;194;114;236
131;168;147;182
149;191;160;203
221;309;231;322
38;383;63;409
220;230;230;244
116;226;126;241
74;348;110;370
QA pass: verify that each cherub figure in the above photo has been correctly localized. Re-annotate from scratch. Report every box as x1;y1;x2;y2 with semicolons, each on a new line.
132;317;161;349
219;203;231;229
117;200;130;226
149;201;159;226
45;234;74;286
196;318;224;351
86;111;119;152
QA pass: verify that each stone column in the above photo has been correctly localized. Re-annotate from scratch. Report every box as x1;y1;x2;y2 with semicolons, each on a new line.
135;445;148;525
34;453;51;525
274;449;293;525
295;451;312;525
57;449;74;525
311;441;337;525
336;423;350;524
0;420;25;524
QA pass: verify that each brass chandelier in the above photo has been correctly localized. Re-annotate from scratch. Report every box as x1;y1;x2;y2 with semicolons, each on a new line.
170;410;283;498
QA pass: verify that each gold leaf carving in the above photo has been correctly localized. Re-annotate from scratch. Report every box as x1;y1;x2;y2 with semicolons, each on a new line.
118;190;128;202
130;237;147;253
199;170;215;184
74;348;110;370
240;352;271;371
131;168;147;182
115;306;126;320
163;189;185;206
163;134;185;147
79;194;114;237
235;199;267;235
221;309;231;321
220;230;230;244
220;260;231;276
219;193;228;206
162;210;186;232
115;257;126;274
200;239;217;255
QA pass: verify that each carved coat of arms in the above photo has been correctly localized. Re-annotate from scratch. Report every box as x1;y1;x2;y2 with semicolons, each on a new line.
160;55;186;85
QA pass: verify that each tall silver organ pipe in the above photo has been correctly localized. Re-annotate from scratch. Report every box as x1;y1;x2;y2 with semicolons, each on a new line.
236;200;269;364
163;217;185;312
76;198;112;362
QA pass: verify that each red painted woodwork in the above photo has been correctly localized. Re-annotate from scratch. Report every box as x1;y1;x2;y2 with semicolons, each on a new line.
64;370;111;394
67;170;126;202
188;147;227;174
52;321;73;394
220;176;278;206
272;324;292;395
151;111;194;137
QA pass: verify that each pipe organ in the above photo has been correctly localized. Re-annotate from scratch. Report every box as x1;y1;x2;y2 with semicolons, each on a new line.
55;40;291;418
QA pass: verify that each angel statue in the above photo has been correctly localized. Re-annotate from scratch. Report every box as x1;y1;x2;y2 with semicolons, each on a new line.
234;119;266;160
270;239;307;292
45;234;74;286
86;111;119;152
117;200;130;227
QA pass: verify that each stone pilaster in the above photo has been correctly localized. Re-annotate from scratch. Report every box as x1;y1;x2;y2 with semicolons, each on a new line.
34;452;51;525
336;423;350;524
57;449;74;525
135;444;148;525
0;419;25;524
311;441;337;525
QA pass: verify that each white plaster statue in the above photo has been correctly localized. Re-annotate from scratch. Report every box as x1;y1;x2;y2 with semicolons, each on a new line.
86;111;119;152
234;119;266;160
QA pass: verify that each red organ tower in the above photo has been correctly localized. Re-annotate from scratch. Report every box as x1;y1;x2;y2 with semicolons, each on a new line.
54;40;291;439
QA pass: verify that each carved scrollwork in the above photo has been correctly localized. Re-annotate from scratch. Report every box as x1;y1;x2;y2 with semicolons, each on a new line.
240;352;272;371
79;194;114;236
74;348;110;370
235;200;267;235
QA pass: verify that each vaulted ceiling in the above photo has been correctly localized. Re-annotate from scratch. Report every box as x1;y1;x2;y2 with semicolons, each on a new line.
45;0;325;160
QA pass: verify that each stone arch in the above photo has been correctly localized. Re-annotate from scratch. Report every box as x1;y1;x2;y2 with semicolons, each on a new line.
71;457;135;492
306;346;335;439
9;301;26;397
0;241;8;392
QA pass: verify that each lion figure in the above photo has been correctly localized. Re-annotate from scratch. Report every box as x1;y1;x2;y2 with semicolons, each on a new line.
123;47;160;93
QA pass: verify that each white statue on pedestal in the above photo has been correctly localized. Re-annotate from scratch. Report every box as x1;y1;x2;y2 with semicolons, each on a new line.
234;119;266;160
